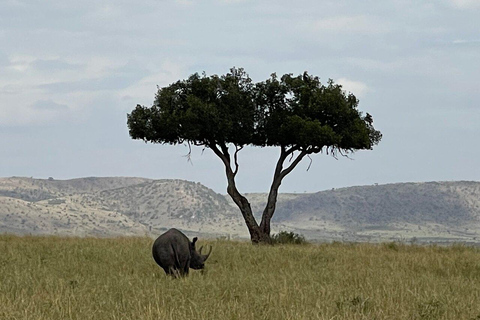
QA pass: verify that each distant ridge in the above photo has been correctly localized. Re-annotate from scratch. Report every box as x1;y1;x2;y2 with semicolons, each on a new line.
0;177;241;238
273;181;480;242
1;177;480;243
0;177;152;202
276;181;480;225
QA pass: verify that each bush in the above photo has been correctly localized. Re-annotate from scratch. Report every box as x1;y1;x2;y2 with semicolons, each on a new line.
271;231;307;244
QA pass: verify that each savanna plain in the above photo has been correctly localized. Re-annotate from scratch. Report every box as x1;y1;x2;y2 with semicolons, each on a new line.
1;235;480;320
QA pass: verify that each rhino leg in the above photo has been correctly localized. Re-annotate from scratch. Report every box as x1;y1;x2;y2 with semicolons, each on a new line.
165;266;182;277
172;257;189;277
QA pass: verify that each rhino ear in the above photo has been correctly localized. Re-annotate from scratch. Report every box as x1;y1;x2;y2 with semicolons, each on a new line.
192;237;198;245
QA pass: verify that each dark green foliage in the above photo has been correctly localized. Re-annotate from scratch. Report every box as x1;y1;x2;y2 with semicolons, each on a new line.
271;231;307;244
128;69;257;147
254;73;381;152
127;68;381;155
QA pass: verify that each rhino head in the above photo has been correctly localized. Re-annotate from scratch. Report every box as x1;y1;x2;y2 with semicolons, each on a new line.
189;237;212;270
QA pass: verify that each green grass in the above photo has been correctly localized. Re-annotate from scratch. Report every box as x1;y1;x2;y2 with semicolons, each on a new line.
1;235;480;319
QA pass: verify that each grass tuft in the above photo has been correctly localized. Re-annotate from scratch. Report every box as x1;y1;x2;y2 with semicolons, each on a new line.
271;231;308;245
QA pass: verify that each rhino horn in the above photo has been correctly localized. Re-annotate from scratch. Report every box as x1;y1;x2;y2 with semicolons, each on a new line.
202;246;212;261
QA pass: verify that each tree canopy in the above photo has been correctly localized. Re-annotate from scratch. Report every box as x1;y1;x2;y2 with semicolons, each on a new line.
128;68;382;243
128;68;381;155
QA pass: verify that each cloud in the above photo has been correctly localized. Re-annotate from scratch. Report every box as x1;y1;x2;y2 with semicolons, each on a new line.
175;0;194;6
452;39;480;45
32;99;68;111
38;60;150;94
337;78;369;98
39;76;132;93
119;60;188;104
31;59;81;72
0;99;71;126
0;54;156;128
448;0;480;8
86;4;124;19
0;53;9;66
307;15;391;35
218;0;249;3
2;56;82;77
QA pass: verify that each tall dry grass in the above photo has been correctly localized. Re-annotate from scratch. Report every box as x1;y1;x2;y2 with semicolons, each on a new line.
1;235;480;319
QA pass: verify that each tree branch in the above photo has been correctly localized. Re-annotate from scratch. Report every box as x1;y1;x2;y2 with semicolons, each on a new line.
208;142;261;240
233;145;244;176
306;154;312;171
183;141;193;165
259;145;304;235
280;150;308;180
208;143;233;176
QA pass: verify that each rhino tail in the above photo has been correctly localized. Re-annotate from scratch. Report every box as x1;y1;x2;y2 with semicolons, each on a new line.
171;243;181;269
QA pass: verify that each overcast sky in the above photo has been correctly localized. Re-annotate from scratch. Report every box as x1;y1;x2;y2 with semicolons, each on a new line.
1;0;479;194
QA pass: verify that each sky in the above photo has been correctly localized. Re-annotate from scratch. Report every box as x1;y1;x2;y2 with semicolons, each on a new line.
1;0;479;194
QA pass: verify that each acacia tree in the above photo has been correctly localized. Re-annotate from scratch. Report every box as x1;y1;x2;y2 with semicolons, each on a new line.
127;68;382;243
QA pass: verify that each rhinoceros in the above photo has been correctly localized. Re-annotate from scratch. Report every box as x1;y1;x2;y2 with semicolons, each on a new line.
152;228;212;276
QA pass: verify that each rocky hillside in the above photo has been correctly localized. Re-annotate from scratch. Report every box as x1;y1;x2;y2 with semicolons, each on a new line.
0;177;152;202
272;181;480;243
1;177;480;243
0;177;243;238
76;179;240;234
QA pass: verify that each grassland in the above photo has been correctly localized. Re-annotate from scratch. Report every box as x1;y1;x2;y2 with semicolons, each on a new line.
1;235;480;319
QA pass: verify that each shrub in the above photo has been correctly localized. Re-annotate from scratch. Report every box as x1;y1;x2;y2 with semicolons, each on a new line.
271;231;307;244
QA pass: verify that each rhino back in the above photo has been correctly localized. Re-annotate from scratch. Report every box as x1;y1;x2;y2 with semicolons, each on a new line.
152;229;191;269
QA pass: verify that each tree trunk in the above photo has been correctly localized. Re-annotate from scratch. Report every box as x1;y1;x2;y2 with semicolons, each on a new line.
210;143;307;244
260;147;308;240
209;143;272;243
259;181;280;237
226;178;272;244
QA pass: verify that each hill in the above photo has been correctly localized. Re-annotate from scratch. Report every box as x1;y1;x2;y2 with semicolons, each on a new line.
0;176;152;201
273;181;480;243
76;179;241;235
0;177;243;238
1;177;480;243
